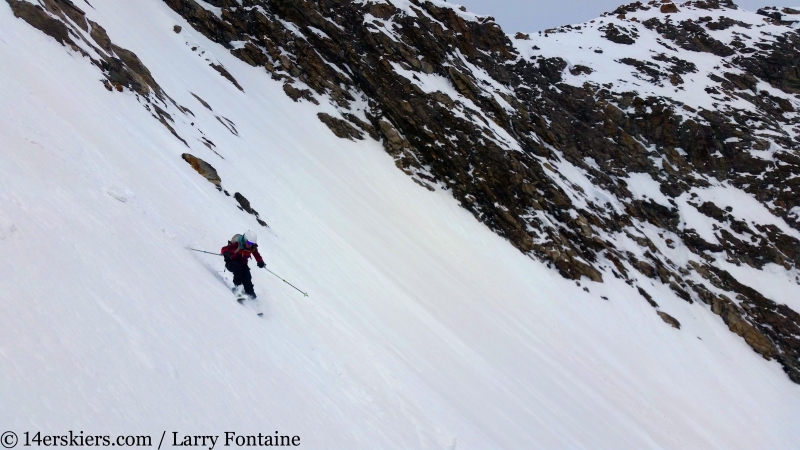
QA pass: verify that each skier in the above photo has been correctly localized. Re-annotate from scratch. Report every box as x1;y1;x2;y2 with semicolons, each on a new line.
221;230;265;299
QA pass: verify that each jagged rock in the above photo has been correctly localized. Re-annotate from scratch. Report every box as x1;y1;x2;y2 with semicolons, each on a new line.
669;281;692;302
377;120;410;155
757;8;783;21
736;31;800;94
89;20;113;53
215;116;238;136
109;45;162;98
182;154;221;187
191;93;213;111
317;113;364;141
234;192;269;228
343;114;379;140
638;287;659;307
696;201;727;221
642;17;734;56
602;23;637;44
726;312;777;358
447;67;480;98
657;311;681;329
569;65;594;76
8;0;72;46
283;83;318;104
234;192;255;214
619;57;666;83
613;2;650;14
210;63;243;91
634;259;657;278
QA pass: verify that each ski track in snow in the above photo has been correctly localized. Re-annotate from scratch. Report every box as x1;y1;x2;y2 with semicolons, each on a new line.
1;1;799;448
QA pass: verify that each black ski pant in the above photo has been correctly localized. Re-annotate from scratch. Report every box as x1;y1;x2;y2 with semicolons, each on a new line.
226;260;255;296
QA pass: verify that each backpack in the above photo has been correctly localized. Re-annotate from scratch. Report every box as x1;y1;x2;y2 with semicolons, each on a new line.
229;234;244;250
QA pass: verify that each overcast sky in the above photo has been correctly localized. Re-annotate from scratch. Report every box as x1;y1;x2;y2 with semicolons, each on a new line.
450;0;796;32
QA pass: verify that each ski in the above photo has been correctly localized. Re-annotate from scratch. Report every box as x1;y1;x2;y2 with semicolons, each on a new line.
187;246;265;317
236;295;264;317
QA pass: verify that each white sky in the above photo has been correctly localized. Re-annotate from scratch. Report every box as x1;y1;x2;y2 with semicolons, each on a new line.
451;0;798;32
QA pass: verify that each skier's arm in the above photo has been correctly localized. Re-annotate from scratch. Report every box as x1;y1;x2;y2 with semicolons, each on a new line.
253;246;265;267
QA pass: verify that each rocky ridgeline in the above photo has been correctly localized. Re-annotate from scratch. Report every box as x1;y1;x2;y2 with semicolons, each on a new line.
5;0;270;228
8;0;800;383
5;0;183;133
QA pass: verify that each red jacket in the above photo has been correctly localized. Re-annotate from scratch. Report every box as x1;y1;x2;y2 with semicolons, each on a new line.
221;242;264;265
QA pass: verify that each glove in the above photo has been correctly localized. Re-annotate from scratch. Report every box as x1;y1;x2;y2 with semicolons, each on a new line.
223;252;232;263
257;261;266;268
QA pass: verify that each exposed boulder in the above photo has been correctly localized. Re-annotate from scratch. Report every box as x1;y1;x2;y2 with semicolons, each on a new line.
660;3;680;14
210;63;244;91
657;311;681;329
8;0;72;46
182;153;221;187
234;192;269;228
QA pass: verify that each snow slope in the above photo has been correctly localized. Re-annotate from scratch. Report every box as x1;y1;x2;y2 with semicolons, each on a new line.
1;0;799;448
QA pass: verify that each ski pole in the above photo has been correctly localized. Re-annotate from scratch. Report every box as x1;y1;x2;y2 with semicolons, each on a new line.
262;267;309;297
188;248;221;256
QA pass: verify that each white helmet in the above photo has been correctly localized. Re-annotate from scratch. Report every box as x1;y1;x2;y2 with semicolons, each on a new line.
243;230;257;245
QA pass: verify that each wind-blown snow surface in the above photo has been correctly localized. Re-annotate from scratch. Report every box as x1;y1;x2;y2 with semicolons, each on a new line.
1;1;799;448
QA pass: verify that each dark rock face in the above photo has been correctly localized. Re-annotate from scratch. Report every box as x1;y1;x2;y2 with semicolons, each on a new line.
8;0;71;45
209;62;243;91
10;0;800;383
602;23;638;44
736;31;800;94
234;192;269;228
642;17;735;56
317;113;364;141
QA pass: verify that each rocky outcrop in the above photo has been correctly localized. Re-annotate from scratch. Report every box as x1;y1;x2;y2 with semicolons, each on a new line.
7;0;72;45
210;62;244;91
234;192;269;228
603;23;638;44
317;113;364;141
180;154;269;228
657;311;681;329
182;153;222;187
5;0;186;144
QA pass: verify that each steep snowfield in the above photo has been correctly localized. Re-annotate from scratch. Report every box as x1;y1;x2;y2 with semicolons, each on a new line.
1;1;799;448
